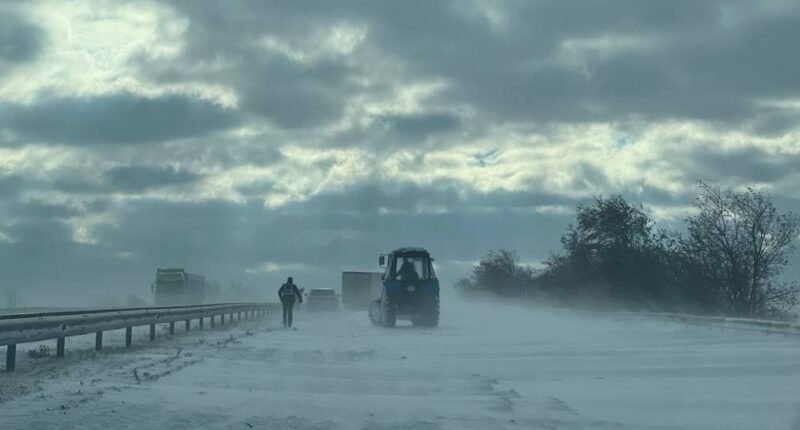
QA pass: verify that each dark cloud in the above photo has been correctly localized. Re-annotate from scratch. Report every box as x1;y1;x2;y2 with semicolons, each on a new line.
2;92;240;145
0;218;145;304
145;0;800;131
379;112;461;138
94;194;573;285
1;197;109;222
235;180;274;197
292;183;462;215
105;165;203;192
52;176;107;194
12;200;82;220
748;110;800;137
0;174;25;198
135;1;364;129
295;183;585;217
4;1;800;302
237;57;355;129
0;184;577;300
1;177;796;302
681;146;800;184
0;6;44;70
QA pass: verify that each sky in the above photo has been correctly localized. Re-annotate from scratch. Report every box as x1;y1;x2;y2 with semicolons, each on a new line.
1;0;799;305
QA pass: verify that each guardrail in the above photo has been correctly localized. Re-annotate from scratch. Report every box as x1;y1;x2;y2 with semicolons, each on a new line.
570;309;800;336
0;302;280;371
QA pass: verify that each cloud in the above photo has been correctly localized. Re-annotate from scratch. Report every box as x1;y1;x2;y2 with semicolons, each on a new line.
246;261;307;274
679;146;800;184
2;92;240;145
1;1;800;301
0;5;44;70
104;165;203;192
11;200;83;220
0;174;25;198
127;0;800;143
236;56;355;129
379;112;461;138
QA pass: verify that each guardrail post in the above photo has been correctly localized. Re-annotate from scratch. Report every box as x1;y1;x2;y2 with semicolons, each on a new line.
199;317;204;330
210;315;215;328
57;337;65;357
185;320;190;331
238;312;242;321
169;322;175;335
6;344;16;371
150;324;156;341
95;331;103;351
221;314;225;326
125;327;133;348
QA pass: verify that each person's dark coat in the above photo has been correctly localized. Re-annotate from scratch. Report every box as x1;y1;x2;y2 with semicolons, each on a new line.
278;282;303;303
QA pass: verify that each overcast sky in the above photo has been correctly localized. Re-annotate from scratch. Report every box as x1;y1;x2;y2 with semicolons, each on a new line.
1;1;799;305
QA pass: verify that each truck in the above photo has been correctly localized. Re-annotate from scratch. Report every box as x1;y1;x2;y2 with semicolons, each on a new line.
368;247;440;328
152;268;209;306
341;271;383;310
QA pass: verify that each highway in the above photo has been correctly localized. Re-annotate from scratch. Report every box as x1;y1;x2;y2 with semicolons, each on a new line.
2;299;799;430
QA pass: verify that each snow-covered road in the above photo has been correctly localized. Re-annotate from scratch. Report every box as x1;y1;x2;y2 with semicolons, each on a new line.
2;300;800;430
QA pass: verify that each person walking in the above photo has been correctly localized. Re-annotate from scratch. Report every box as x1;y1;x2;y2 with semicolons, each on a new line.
278;276;303;328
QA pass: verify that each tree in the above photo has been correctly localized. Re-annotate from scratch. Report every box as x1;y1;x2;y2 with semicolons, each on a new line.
683;182;800;317
539;195;677;307
456;250;535;297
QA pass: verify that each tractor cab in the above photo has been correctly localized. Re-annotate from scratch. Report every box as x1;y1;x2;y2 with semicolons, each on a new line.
381;248;436;284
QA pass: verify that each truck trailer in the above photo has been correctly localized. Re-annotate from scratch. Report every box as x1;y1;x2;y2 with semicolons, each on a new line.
153;268;208;306
341;271;383;310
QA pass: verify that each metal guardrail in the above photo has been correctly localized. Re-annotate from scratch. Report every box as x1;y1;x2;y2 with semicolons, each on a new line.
0;302;280;371
571;309;800;336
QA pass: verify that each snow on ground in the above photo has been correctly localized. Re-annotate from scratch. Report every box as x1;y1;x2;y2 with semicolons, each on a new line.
2;298;800;430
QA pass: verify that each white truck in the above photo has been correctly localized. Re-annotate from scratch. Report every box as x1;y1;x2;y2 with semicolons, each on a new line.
341;271;383;310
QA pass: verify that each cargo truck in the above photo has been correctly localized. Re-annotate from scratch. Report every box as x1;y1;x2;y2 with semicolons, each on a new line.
341;271;383;310
152;268;208;306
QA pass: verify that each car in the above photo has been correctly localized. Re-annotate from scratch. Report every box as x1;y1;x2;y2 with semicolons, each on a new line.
305;288;340;312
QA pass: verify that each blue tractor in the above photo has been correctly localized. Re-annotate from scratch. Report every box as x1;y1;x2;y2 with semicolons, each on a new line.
369;247;440;328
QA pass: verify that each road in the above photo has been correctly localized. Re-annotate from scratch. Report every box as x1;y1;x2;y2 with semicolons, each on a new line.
2;299;800;430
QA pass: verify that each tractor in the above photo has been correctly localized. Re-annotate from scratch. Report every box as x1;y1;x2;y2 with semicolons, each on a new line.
369;247;439;328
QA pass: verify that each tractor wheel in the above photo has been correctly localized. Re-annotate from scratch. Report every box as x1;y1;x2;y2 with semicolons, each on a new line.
419;294;439;328
368;300;382;326
382;296;397;328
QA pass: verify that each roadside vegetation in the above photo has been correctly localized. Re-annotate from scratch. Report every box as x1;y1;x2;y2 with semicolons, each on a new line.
456;182;800;320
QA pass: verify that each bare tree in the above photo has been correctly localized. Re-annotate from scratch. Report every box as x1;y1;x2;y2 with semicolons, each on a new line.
684;182;800;317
